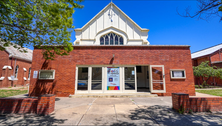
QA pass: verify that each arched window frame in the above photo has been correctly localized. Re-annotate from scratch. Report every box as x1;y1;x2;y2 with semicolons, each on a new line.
100;32;123;45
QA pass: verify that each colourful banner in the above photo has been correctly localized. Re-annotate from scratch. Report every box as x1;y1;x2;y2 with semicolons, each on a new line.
107;67;120;90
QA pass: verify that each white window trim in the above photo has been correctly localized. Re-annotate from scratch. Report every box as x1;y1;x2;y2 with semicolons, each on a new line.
75;65;138;94
100;32;124;45
149;65;166;93
170;69;186;79
38;70;55;80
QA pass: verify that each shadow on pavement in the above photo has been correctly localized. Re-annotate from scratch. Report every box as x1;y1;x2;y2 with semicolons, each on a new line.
0;113;67;125
0;105;222;125
110;105;222;126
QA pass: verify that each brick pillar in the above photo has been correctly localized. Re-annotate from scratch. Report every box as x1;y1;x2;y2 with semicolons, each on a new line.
172;93;190;113
37;94;55;115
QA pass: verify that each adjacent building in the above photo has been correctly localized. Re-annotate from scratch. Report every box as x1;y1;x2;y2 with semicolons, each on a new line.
29;2;195;97
0;43;33;88
192;43;222;86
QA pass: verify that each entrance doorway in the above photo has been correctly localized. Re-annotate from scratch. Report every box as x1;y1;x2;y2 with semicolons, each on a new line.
136;66;150;92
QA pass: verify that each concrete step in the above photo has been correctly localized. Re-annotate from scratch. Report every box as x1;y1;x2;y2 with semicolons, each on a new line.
69;93;158;98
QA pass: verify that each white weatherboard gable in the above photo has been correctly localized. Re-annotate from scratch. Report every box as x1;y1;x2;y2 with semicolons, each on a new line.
74;2;149;45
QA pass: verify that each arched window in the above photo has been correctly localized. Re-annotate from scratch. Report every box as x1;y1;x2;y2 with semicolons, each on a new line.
15;65;19;78
100;32;123;45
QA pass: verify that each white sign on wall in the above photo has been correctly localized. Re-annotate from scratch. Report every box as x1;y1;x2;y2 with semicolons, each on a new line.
173;71;183;77
33;71;38;78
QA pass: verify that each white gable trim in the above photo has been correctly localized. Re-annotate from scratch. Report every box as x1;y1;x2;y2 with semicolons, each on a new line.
191;43;222;59
75;2;149;32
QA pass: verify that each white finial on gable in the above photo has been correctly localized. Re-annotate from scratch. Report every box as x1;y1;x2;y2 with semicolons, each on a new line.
108;2;115;22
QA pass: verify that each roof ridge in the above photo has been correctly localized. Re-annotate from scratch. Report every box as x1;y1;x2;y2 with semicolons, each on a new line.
192;43;222;54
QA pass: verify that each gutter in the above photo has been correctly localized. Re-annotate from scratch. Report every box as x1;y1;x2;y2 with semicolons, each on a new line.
9;55;32;62
72;45;190;47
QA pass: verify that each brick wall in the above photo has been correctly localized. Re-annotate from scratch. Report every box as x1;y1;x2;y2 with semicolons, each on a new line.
192;51;222;86
172;93;222;112
29;46;195;97
0;94;55;115
210;50;222;63
0;50;32;88
10;59;32;86
0;51;10;77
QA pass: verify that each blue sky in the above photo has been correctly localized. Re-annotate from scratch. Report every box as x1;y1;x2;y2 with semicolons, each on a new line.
71;0;222;53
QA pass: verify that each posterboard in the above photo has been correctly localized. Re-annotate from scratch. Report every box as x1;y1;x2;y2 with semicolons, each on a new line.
107;67;120;90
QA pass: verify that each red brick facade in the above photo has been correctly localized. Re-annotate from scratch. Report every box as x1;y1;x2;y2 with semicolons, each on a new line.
29;46;195;97
0;94;55;115
192;49;222;86
172;93;222;112
0;50;32;88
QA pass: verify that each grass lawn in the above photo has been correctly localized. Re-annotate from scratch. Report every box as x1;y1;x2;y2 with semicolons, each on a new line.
195;85;222;89
0;89;28;98
196;89;222;97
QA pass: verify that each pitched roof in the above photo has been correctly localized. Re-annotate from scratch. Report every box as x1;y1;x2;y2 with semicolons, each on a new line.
1;43;33;62
191;43;222;59
75;2;149;32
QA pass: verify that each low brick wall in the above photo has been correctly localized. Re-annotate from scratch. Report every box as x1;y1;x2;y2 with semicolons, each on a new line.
0;94;55;115
172;93;222;112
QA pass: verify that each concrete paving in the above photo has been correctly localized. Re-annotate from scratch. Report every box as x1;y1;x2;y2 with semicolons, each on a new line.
1;96;222;125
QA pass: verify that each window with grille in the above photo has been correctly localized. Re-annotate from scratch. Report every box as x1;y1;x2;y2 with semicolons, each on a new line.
100;32;123;45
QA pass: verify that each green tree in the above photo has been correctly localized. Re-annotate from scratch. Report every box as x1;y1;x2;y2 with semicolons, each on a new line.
0;0;83;59
193;61;222;87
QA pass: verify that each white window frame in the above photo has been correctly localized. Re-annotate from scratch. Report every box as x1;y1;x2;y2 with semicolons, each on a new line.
90;67;104;93
149;65;166;93
122;66;137;93
170;69;186;79
75;66;90;94
38;70;55;80
75;65;138;94
100;32;124;45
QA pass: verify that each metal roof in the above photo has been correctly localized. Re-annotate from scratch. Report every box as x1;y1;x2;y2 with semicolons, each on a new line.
1;43;33;62
191;43;222;59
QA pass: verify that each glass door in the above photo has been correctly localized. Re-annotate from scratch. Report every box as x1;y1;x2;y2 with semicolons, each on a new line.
150;65;166;93
77;67;89;91
124;67;136;91
91;67;103;91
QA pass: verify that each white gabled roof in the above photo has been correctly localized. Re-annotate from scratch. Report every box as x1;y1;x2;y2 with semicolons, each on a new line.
75;2;149;32
191;43;222;59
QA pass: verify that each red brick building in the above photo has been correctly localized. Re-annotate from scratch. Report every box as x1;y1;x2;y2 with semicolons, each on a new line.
0;44;33;88
192;43;222;86
29;2;195;97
